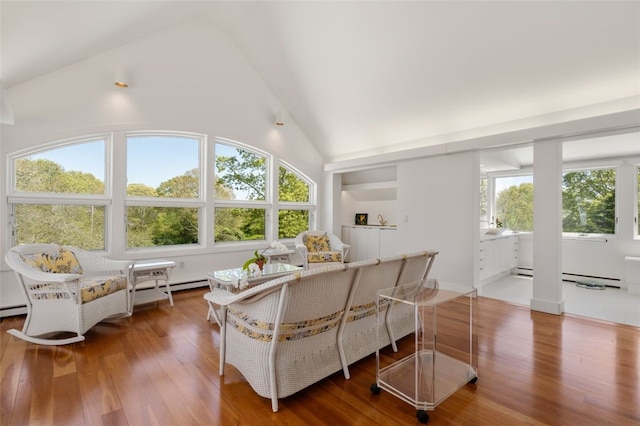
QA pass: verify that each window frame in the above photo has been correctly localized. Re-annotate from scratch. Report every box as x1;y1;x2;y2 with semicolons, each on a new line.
7;134;112;251
124;131;206;251
213;138;273;244
487;163;620;238
5;131;318;256
277;161;316;238
561;165;617;238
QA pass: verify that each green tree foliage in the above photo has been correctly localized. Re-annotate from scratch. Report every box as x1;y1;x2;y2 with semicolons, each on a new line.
156;169;199;199
215;148;267;241
496;183;534;231
495;170;616;234
278;210;309;238
279;167;309;202
562;169;615;234
14;158;105;248
215;149;266;200
15;150;313;248
277;166;310;238
127;170;201;247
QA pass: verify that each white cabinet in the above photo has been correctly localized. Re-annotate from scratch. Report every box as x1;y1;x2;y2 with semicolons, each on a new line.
343;226;397;261
379;228;398;258
479;235;518;282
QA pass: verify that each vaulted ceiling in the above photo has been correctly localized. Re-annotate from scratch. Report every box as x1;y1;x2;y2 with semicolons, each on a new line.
2;1;639;163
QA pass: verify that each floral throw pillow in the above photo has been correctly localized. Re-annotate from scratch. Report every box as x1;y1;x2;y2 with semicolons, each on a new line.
21;248;83;274
303;233;331;252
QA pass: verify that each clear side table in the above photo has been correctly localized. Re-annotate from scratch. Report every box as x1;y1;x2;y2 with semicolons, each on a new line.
371;280;478;424
130;259;177;312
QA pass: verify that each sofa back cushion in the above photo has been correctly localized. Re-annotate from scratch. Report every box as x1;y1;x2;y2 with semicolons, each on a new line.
20;248;83;274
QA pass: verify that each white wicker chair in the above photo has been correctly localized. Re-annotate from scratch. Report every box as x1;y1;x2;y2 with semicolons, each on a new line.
294;230;350;269
4;244;132;345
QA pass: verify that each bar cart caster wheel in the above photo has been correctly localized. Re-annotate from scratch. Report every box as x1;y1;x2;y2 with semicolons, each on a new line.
370;383;381;395
416;410;429;423
469;377;478;384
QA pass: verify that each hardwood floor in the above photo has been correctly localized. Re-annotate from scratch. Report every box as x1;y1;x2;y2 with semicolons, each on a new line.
1;288;638;425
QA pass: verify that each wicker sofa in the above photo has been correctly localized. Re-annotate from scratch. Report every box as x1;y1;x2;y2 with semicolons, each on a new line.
204;250;438;412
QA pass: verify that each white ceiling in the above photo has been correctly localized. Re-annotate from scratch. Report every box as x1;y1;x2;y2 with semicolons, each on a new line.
2;1;639;163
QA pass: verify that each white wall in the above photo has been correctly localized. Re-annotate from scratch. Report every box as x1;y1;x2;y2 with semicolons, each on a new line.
0;22;324;313
396;151;479;287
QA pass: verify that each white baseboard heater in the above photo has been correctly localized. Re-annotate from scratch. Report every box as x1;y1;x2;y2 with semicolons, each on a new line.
516;267;621;288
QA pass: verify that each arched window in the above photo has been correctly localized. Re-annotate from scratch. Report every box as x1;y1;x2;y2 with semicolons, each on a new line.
7;132;316;253
214;139;269;242
8;136;110;250
278;163;314;239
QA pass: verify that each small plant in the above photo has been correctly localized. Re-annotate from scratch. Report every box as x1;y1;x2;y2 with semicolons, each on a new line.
242;250;267;270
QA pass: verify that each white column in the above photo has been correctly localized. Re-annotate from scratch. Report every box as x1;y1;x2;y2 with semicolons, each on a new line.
531;139;564;315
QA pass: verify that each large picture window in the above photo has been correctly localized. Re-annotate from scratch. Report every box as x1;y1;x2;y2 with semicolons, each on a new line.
9;137;109;249
490;168;617;235
7;132;317;253
126;133;202;248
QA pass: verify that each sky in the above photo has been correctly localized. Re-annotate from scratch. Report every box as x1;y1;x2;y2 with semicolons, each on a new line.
29;136;241;189
494;175;533;194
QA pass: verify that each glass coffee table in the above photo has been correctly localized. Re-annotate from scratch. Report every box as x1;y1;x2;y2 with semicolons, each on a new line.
205;262;303;323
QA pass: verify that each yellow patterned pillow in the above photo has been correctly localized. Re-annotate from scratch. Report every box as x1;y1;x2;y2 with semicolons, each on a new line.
303;233;330;252
21;248;83;274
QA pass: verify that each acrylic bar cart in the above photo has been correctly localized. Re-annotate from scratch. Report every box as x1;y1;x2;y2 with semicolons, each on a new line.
371;279;478;423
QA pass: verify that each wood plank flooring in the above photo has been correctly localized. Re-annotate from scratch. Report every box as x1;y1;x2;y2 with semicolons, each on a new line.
1;288;638;425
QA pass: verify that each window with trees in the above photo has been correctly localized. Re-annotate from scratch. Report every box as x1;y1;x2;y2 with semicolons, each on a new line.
9;137;109;250
278;164;313;239
490;168;617;235
562;168;616;235
126;134;203;248
494;175;534;231
8;132;316;252
214;141;268;242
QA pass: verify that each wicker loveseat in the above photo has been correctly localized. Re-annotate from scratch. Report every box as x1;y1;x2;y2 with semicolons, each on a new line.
204;250;438;412
4;244;132;345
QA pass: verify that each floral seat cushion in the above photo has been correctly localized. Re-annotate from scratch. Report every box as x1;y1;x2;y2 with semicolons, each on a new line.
307;251;342;263
29;276;127;303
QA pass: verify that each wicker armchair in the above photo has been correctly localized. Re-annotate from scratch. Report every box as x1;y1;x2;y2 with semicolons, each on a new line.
4;244;132;345
294;231;350;269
